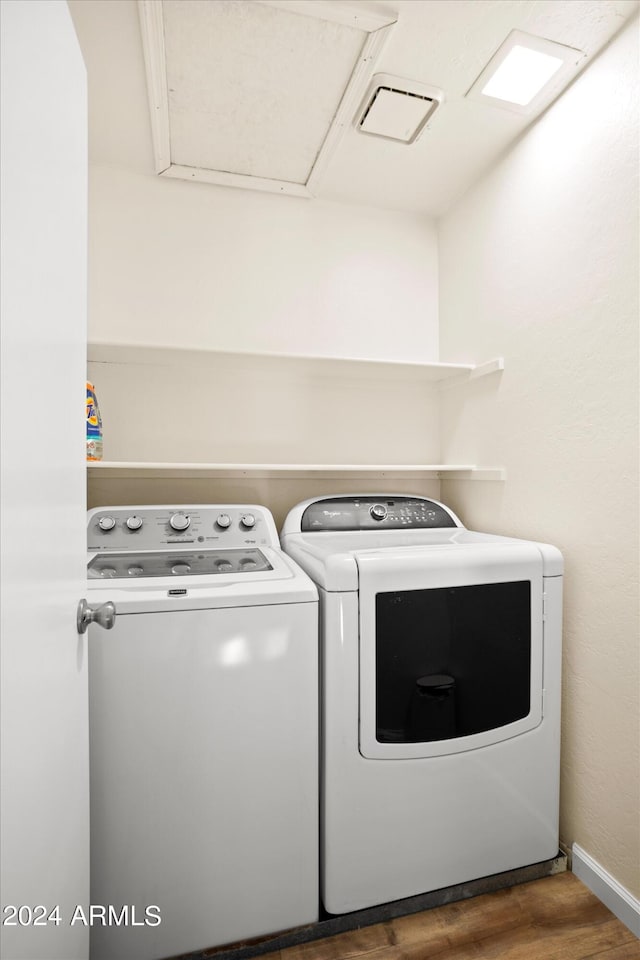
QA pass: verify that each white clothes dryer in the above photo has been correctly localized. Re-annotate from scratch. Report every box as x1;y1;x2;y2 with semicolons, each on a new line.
281;494;563;916
84;504;318;960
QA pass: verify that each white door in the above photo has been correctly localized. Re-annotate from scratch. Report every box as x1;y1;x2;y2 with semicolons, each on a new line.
1;3;89;958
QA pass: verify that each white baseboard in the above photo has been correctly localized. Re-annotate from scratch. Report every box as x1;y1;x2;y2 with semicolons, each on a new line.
572;843;640;937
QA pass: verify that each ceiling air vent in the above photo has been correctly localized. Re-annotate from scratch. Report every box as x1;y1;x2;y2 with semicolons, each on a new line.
356;74;444;144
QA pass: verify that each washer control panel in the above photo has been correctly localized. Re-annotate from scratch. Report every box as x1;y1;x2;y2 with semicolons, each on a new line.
88;505;277;552
300;496;459;532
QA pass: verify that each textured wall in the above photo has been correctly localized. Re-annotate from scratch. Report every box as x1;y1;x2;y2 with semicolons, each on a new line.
438;19;639;896
88;165;439;363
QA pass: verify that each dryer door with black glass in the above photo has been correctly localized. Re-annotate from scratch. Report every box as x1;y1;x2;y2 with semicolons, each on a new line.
356;542;545;760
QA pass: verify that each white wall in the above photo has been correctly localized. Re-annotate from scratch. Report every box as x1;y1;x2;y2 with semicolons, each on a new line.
438;18;639;897
86;165;443;518
87;344;444;464
88;165;439;362
86;343;445;524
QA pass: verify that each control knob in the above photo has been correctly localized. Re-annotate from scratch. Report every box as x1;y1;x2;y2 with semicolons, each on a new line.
126;515;143;531
216;514;232;529
171;562;191;575
169;512;191;532
127;565;144;577
370;503;388;522
97;516;116;532
240;514;256;529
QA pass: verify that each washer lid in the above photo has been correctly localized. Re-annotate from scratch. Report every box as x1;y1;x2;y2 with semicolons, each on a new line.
86;545;318;611
88;547;273;581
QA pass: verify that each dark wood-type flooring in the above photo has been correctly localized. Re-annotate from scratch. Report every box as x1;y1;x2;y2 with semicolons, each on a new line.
265;873;639;960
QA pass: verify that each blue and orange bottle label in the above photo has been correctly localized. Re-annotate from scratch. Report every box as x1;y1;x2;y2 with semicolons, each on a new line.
86;381;103;461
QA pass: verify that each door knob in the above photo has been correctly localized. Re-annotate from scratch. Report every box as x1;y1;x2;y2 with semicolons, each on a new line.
77;599;116;634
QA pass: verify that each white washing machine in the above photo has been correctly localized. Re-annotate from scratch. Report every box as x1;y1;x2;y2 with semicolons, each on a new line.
83;504;318;960
280;494;563;916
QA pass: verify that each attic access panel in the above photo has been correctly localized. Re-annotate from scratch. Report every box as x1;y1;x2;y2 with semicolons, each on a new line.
139;0;396;197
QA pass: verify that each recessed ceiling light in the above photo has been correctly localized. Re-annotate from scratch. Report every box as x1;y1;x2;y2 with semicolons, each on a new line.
466;30;586;115
481;46;563;105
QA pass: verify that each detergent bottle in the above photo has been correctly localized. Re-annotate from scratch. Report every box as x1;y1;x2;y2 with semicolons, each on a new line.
86;381;103;461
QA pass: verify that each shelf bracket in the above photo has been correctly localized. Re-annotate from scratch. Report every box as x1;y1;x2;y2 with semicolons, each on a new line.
438;356;504;390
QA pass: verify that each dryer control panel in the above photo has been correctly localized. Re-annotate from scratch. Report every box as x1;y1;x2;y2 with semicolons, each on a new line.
88;505;279;552
300;496;460;532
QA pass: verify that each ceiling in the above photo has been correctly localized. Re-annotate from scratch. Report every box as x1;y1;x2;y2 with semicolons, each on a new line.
68;0;638;216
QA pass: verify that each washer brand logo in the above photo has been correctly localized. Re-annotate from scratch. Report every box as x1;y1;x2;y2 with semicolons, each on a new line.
168;588;187;596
